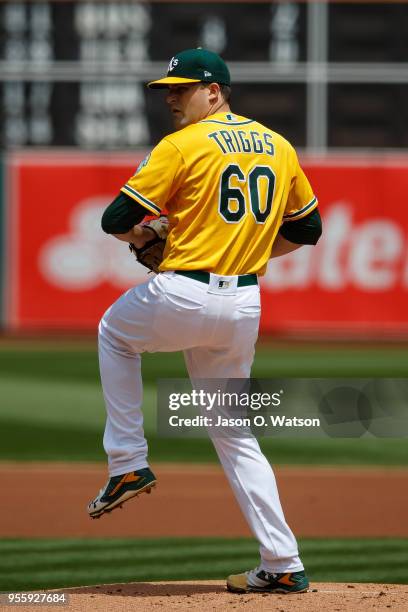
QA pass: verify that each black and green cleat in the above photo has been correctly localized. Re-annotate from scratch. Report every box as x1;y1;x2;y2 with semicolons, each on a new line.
227;568;309;594
87;468;157;519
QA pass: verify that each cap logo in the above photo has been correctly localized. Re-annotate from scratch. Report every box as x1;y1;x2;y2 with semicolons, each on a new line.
204;71;212;77
168;57;179;72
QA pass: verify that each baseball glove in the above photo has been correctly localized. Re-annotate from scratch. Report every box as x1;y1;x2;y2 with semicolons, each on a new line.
129;216;169;274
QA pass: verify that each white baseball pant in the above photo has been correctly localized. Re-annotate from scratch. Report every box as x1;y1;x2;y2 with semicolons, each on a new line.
98;270;304;573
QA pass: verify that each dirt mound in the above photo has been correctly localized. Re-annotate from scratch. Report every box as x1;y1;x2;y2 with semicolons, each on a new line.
19;582;406;611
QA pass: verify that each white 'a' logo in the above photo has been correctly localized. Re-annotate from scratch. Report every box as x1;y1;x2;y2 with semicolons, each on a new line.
168;57;179;72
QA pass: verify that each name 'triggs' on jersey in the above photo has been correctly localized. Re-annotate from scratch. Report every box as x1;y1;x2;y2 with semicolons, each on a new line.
121;112;318;276
208;125;274;157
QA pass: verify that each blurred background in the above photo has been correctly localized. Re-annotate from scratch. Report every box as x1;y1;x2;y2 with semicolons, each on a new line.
1;0;408;336
0;0;408;593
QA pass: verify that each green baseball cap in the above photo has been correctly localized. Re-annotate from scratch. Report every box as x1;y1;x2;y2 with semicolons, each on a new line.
148;48;231;89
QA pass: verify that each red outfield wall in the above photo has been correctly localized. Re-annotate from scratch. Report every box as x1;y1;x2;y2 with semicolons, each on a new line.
5;152;408;336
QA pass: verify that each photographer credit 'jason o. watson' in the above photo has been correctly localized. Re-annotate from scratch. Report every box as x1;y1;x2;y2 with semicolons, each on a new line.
167;414;321;429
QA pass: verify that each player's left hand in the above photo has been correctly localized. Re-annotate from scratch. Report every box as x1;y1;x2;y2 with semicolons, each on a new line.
129;216;169;273
141;216;169;241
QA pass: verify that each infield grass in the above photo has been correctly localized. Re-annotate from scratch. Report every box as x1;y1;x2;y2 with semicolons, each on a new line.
0;537;407;591
1;341;408;383
0;341;407;464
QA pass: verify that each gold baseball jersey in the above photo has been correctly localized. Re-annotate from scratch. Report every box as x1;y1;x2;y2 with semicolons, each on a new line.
121;112;317;276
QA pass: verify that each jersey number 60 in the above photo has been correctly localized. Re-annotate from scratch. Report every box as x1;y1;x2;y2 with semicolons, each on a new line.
219;163;276;224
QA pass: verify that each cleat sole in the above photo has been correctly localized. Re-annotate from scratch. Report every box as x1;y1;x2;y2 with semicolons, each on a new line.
227;583;309;595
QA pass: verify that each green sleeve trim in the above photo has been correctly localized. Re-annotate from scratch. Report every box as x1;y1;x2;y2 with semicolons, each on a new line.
121;184;161;215
283;196;318;220
101;192;147;234
279;208;322;245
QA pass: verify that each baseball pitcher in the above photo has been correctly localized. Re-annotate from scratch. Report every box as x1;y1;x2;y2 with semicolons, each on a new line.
88;48;322;595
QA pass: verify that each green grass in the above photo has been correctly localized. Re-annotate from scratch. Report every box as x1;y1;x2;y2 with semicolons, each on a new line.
0;342;407;464
1;343;408;383
0;537;407;591
2;417;408;464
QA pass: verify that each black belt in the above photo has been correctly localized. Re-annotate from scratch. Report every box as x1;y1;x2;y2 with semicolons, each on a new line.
174;270;258;287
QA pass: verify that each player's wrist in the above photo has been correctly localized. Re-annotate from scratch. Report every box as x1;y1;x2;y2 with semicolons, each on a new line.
131;225;156;248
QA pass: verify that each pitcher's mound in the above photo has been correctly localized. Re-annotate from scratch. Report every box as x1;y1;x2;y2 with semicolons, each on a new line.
56;581;408;611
